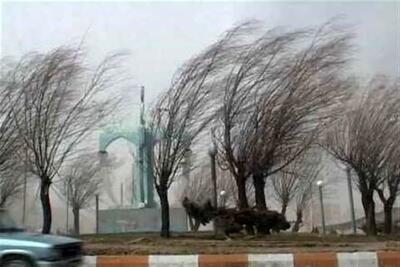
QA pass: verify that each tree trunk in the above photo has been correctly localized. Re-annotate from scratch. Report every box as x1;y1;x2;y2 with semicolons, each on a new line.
40;180;52;234
158;187;170;238
0;198;6;208
253;174;269;235
253;174;267;210
281;202;288;216
383;203;393;234
361;192;377;236
376;188;396;235
292;210;303;233
236;177;249;209
188;216;195;231
193;219;201;232
188;216;201;232
235;177;254;235
72;206;80;236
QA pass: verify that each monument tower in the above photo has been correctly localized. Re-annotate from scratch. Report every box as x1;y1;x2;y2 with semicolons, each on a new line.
97;87;188;233
98;86;155;208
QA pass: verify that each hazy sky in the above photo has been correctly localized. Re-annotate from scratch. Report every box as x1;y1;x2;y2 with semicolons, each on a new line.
1;1;399;231
2;1;399;104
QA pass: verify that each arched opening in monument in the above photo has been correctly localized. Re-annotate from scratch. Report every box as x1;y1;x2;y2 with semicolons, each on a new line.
98;138;133;208
98;128;156;209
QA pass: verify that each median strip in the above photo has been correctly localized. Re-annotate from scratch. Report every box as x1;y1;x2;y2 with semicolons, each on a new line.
82;251;400;267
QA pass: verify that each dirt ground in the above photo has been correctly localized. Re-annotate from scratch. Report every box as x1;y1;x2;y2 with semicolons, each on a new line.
81;232;400;255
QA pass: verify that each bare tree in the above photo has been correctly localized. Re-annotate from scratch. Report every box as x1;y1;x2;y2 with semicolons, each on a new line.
324;77;400;235
0;64;26;206
293;153;321;232
214;23;305;212
271;149;322;217
291;174;319;233
245;21;352;212
149;24;247;238
59;153;102;235
181;165;249;206
376;161;400;234
6;47;121;233
180;166;227;205
181;165;253;231
373;78;400;234
181;166;230;231
214;20;352;217
221;169;256;209
0;169;24;208
271;166;300;216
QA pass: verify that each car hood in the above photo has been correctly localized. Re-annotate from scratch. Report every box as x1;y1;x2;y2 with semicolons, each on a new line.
1;232;81;247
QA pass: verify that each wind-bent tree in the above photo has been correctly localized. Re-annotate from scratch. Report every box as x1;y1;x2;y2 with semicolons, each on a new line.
376;159;400;234
245;21;352;212
271;149;321;217
59;153;103;235
211;22;306;235
0;169;24;208
324;77;400;235
214;23;304;212
373;78;400;234
150;24;243;238
271;163;301;216
214;20;352;215
181;166;236;231
0;67;26;206
7;47;121;233
292;174;318;233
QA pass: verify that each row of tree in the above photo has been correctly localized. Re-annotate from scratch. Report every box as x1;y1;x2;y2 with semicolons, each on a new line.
0;47;121;234
324;78;400;235
149;20;399;237
1;19;398;238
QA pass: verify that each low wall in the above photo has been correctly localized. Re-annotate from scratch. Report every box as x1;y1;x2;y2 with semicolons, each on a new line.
98;207;188;233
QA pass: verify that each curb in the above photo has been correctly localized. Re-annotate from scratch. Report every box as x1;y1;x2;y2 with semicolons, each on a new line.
82;252;400;266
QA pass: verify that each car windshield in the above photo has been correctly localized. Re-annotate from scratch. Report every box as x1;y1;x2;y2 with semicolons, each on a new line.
0;210;23;232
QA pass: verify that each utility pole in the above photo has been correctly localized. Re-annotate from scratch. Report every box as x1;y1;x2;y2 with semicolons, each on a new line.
120;183;123;206
208;143;218;236
139;86;145;205
22;173;27;225
346;167;357;234
22;148;28;225
317;180;326;236
182;149;192;230
398;199;400;226
95;194;99;234
65;180;69;235
310;190;314;231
